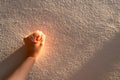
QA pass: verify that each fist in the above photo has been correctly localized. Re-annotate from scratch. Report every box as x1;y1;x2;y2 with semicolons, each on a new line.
24;30;46;59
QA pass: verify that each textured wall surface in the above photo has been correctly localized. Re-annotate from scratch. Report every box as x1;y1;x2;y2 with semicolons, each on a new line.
0;0;120;80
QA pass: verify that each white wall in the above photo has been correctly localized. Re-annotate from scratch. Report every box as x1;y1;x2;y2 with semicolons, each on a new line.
0;0;120;80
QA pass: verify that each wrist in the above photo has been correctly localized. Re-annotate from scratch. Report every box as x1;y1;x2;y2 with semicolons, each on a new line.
27;52;39;62
27;56;36;62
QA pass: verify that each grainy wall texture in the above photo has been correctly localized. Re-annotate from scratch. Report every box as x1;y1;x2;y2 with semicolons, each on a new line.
0;0;120;80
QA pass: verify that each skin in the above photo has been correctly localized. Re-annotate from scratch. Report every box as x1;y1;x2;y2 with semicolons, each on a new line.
7;30;46;80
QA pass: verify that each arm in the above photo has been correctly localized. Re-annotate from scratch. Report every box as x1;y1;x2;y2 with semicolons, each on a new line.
7;57;35;80
7;30;46;80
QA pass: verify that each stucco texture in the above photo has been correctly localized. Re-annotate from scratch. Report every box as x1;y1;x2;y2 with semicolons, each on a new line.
0;0;120;80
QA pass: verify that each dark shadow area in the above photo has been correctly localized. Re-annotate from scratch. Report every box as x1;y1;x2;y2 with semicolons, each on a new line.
70;33;120;80
0;46;28;80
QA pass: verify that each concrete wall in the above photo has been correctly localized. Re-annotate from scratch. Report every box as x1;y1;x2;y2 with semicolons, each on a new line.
0;0;120;80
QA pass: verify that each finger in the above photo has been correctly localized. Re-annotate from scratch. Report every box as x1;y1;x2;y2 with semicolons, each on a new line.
28;31;41;43
33;31;43;41
41;34;46;45
23;37;27;43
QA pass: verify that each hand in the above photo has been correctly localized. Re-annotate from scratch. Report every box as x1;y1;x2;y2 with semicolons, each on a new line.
24;30;46;60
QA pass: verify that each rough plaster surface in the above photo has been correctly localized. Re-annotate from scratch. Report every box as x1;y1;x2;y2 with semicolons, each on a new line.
0;0;120;80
